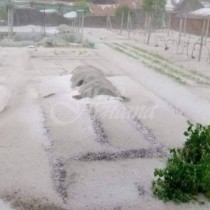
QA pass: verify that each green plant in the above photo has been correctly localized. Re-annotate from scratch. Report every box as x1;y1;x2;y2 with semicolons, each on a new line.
108;42;210;85
74;0;89;11
143;0;166;14
142;0;166;44
0;7;7;21
107;42;186;84
115;5;132;17
153;122;210;203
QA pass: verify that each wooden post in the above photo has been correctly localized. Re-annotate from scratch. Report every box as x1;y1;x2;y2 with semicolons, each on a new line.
7;6;10;37
183;16;187;35
144;12;148;29
11;8;14;36
205;18;210;44
126;11;130;32
106;16;112;30
76;13;80;33
81;10;84;42
178;16;183;45
146;13;151;45
77;12;81;33
120;11;124;35
106;16;109;30
43;9;46;36
129;13;133;34
167;13;172;37
7;4;14;39
110;16;113;30
127;10;132;38
198;19;207;62
7;5;11;39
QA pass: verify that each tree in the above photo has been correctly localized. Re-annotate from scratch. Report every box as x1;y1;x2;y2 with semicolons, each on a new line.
0;7;7;21
75;0;89;11
115;5;133;19
115;5;135;32
143;0;166;13
142;0;166;44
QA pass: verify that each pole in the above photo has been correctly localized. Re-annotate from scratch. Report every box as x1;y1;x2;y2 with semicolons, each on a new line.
120;11;124;35
146;13;151;45
126;11;129;31
183;16;187;35
178;16;183;45
7;5;10;37
10;8;14;37
8;7;14;39
81;10;84;42
43;9;46;36
106;16;108;30
144;12;148;29
7;4;13;39
107;16;112;30
129;13;133;38
79;11;82;33
76;13;79;33
127;10;132;38
167;13;172;37
198;19;206;62
205;18;210;44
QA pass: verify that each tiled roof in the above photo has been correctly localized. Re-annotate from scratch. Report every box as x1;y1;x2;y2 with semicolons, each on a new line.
116;0;141;9
89;0;142;17
90;3;117;16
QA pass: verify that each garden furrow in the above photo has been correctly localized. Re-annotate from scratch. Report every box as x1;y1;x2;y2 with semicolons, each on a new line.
107;42;210;86
39;105;68;201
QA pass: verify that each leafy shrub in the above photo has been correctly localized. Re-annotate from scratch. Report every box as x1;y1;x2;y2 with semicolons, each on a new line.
152;122;210;203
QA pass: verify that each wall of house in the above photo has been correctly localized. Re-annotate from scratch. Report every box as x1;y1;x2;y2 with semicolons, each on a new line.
14;9;69;26
85;11;146;28
171;13;210;37
13;8;146;29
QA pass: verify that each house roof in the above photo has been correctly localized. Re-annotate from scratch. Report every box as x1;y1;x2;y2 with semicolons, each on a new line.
185;7;210;19
166;0;176;12
91;0;116;3
201;1;210;8
116;0;141;9
89;0;142;17
89;3;117;16
174;0;203;14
